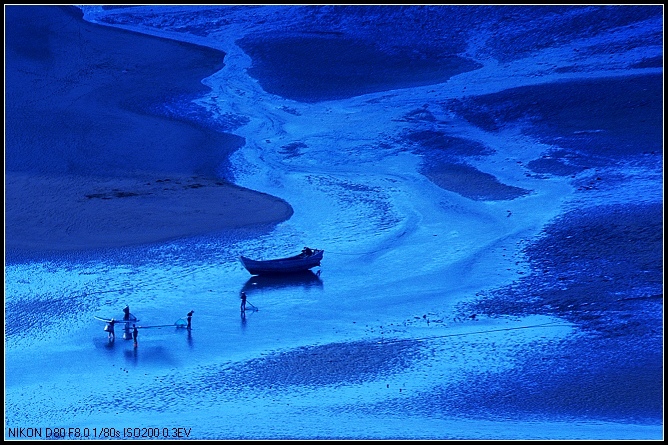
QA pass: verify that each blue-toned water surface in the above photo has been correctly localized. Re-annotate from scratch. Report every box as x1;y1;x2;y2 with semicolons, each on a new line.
5;5;663;440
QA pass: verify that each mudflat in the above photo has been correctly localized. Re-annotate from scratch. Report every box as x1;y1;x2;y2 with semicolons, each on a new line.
5;6;292;255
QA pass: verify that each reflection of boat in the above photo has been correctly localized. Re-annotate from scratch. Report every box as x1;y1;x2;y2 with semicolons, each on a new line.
239;249;324;275
241;270;323;293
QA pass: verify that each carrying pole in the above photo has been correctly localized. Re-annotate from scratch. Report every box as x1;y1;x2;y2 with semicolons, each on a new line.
136;323;182;329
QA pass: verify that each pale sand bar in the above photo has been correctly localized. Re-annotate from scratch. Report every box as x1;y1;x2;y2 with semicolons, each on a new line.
5;6;292;255
5;172;292;253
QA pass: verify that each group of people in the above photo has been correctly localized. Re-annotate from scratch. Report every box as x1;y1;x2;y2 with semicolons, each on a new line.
106;305;139;346
105;295;250;343
106;305;195;346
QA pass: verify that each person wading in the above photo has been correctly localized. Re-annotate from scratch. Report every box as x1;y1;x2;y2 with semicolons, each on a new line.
106;318;116;341
240;291;247;313
132;324;138;347
186;310;194;330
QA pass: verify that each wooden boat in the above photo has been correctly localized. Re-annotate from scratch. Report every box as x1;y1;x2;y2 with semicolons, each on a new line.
239;248;324;275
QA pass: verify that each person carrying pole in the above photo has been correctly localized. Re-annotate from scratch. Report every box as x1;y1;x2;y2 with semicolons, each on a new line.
240;292;247;313
106;318;116;341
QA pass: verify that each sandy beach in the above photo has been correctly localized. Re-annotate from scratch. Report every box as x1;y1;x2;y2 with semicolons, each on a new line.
5;172;292;254
5;6;292;258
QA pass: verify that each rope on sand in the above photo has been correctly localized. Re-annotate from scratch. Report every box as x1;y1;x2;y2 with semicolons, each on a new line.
375;321;571;345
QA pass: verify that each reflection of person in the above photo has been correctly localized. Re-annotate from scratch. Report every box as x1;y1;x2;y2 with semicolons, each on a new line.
132;324;138;347
240;292;247;312
106;318;116;340
186;310;194;330
123;305;130;320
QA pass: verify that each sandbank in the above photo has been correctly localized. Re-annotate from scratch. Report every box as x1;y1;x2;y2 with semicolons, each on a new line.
5;172;293;254
5;6;292;255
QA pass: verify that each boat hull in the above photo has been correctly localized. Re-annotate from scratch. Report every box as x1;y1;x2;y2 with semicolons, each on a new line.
239;250;323;275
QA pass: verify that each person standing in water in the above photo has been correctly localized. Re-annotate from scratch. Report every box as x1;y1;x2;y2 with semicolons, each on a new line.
123;305;131;320
186;310;194;330
106;318;116;341
132;324;138;347
240;292;247;313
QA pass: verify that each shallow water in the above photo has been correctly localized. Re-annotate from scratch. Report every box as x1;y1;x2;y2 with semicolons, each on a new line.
5;5;663;440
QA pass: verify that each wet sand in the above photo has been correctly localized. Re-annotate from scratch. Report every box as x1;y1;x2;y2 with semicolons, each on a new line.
5;173;293;254
237;34;482;103
4;6;292;256
4;6;662;439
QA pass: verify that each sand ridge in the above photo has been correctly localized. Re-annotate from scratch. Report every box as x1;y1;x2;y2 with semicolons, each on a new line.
5;172;293;252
